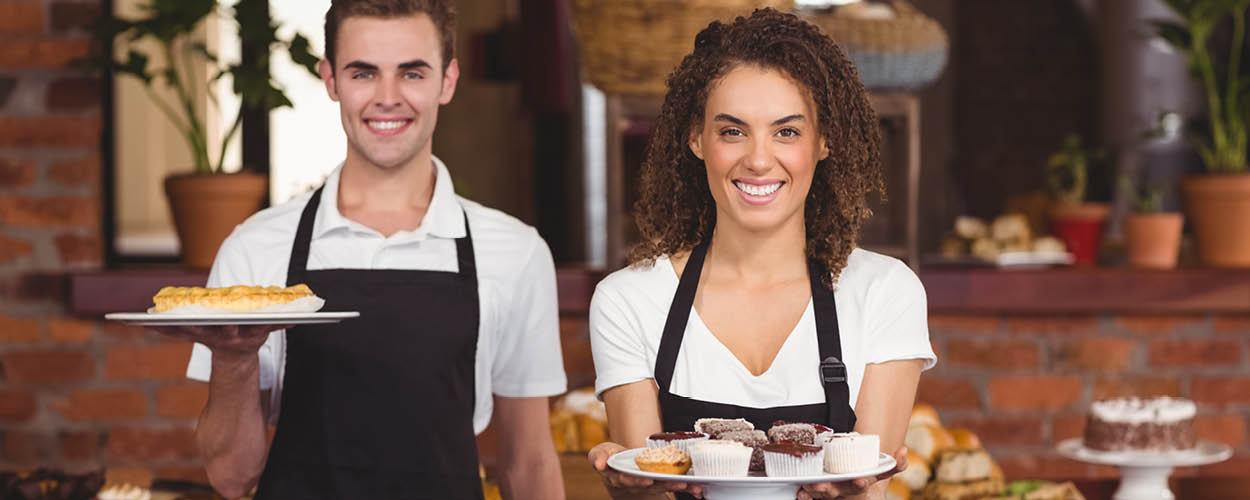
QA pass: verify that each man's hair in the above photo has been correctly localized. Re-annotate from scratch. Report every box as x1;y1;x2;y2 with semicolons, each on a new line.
324;0;457;70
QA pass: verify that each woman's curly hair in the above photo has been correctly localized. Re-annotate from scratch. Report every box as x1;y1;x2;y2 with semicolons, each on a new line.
628;8;884;289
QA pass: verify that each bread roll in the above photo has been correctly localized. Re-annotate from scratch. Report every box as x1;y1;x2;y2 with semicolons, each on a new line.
887;478;912;500
905;423;954;462
933;449;995;483
896;451;930;491
949;428;982;449
920;477;1005;500
954;216;988;240
909;403;942;428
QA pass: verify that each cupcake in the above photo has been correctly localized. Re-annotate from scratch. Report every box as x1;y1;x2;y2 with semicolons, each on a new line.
824;432;881;474
719;429;769;471
694;417;754;438
688;440;753;477
768;422;817;445
812;423;837;444
647;431;709;454
763;442;825;477
634;444;692;475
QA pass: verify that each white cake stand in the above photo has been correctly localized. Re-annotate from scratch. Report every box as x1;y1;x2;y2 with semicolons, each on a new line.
608;448;895;500
1056;439;1232;500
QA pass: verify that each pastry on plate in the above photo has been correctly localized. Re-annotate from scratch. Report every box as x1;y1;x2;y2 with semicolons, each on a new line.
763;442;824;477
647;431;709;454
634;444;691;475
824;432;880;474
688;440;752;477
152;284;315;313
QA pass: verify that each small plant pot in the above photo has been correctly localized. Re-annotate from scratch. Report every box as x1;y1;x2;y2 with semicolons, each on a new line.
165;171;267;269
1123;212;1183;269
1048;203;1109;266
1181;174;1250;268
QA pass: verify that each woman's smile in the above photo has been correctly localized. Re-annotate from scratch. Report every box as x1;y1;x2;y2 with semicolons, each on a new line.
733;179;786;205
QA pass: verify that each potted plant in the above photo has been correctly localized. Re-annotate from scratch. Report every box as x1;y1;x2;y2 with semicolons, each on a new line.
1045;133;1109;266
1156;0;1250;267
1120;175;1185;269
85;0;319;268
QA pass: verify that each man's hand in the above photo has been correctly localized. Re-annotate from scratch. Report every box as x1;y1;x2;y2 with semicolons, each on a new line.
150;324;287;357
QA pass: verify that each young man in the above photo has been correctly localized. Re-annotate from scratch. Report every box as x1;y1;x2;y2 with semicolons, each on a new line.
164;1;568;498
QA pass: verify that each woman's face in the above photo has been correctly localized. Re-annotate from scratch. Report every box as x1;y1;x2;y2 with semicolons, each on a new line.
690;65;828;234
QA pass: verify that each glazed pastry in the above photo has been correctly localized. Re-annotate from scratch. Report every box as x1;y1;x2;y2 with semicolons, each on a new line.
719;429;768;471
634;444;691;475
647;431;708;454
152;284;315;312
767;422;817;445
688;440;752;477
693;417;753;438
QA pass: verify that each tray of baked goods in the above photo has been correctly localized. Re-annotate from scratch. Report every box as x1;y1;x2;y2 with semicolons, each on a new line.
105;284;359;326
607;418;894;500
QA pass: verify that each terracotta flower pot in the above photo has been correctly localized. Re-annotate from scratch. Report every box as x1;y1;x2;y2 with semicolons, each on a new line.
1181;174;1250;268
1123;212;1183;269
1048;203;1109;266
165;171;267;269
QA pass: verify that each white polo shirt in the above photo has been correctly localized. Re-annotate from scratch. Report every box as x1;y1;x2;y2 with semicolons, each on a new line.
186;157;568;433
590;249;936;409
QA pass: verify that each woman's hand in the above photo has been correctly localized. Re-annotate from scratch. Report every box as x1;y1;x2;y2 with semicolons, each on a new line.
588;442;704;499
797;445;909;500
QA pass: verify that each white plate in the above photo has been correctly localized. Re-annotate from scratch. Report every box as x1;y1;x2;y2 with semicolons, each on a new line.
105;311;360;326
607;447;894;484
1056;438;1232;467
996;251;1075;268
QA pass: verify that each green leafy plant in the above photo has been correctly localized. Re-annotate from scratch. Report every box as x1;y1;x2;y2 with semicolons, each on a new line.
84;0;320;174
1155;0;1250;173
1046;133;1104;205
1120;174;1167;213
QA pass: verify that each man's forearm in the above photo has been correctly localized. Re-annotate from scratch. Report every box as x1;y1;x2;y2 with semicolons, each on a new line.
197;352;269;499
498;446;564;500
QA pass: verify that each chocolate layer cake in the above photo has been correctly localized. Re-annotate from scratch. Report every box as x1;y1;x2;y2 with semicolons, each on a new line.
719;429;769;471
1083;397;1196;452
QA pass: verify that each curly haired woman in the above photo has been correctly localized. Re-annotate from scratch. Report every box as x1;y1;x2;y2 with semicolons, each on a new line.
586;9;935;500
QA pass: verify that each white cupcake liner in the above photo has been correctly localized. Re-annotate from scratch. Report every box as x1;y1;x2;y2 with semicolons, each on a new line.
815;430;835;445
647;435;709;454
824;435;880;474
690;446;753;477
764;450;824;477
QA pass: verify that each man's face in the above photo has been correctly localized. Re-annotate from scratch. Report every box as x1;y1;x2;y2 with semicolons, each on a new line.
318;14;459;170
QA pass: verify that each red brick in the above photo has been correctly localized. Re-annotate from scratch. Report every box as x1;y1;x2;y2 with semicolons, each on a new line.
156;382;208;418
0;313;40;342
0;390;37;421
59;431;98;461
947;339;1040;370
53;389;146;421
928;314;1000;334
1213;315;1250;334
1004;315;1098;335
3;430;52;463
1115;315;1206;334
1092;376;1182;400
1195;415;1245;447
0;272;66;302
50;2;99;33
989;376;1082;411
1;350;93;384
0;159;36;187
46;77;99;111
0;2;44;34
1051;414;1085;444
996;455;1093;480
1193;377;1250;406
54;233;101;267
47;318;93;344
0;37;89;69
1148;339;1241;367
99;321;150;342
48;156;99;187
1199;454;1250;476
0;234;34;265
0;196;98;228
106;427;197;460
105;342;193;380
916;377;981;409
1052;338;1137;372
945;416;1043;446
0;115;100;148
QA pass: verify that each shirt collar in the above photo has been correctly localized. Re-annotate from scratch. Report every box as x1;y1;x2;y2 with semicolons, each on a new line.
312;156;465;240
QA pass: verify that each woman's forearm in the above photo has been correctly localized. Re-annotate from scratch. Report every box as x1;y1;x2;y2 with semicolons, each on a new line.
197;352;270;499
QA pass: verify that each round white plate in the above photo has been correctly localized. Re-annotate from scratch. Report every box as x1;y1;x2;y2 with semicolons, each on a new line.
607;447;895;484
1056;438;1232;468
105;311;360;326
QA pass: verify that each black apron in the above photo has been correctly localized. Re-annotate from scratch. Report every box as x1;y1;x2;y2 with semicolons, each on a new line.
255;186;484;500
655;239;857;497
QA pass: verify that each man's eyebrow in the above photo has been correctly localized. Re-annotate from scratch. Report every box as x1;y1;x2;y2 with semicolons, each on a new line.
343;61;378;71
398;59;432;71
772;114;805;125
713;113;746;126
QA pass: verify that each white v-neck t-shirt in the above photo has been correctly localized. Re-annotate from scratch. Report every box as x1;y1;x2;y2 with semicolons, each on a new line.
589;248;936;408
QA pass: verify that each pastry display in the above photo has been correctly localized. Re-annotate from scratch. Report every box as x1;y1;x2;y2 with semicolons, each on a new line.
688;440;753;477
896;450;930;491
938;213;1068;264
886;478;912;500
151;284;316;313
763;442;825;477
920;477;1005;500
95;483;151;500
767;422;817;445
634;444;692;475
693;418;754;438
823;432;880;473
905;422;955;462
718;429;769;471
646;432;708;454
992;480;1087;500
1083;396;1196;452
549;388;608;453
932;449;995;483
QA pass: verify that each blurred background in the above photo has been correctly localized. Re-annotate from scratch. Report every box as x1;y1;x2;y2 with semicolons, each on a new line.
1;0;1249;498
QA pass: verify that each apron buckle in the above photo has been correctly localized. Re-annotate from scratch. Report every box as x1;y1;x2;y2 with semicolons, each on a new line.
820;356;846;384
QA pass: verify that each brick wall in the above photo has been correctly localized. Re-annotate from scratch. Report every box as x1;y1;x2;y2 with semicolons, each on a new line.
0;0;209;483
922;313;1250;479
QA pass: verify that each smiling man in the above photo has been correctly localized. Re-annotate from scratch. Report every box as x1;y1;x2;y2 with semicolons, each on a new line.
168;1;568;499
